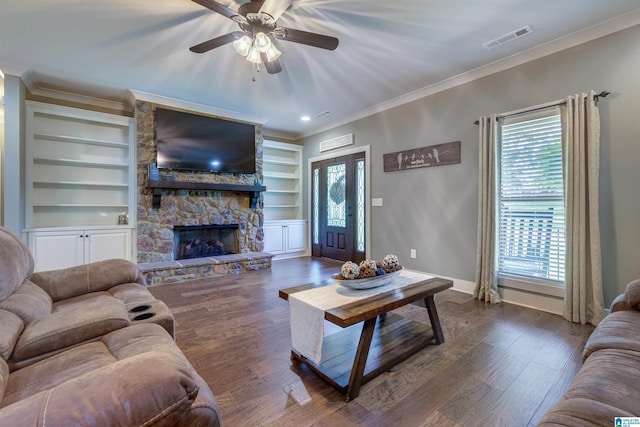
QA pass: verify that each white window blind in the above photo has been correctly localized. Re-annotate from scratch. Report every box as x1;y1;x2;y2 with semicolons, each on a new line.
498;108;565;283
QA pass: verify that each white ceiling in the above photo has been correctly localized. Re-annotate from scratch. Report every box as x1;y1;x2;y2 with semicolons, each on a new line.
2;0;640;138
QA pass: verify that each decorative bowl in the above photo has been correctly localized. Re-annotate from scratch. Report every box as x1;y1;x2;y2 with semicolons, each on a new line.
332;267;403;290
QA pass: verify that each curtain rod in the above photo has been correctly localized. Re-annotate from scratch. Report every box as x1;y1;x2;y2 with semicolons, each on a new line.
473;91;611;125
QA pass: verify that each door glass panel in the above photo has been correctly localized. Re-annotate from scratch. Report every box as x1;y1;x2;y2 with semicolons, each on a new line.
313;167;320;245
356;159;365;252
326;163;346;228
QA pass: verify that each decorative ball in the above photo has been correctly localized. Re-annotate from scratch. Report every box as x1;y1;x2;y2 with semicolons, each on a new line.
375;268;386;276
340;261;360;280
360;267;376;278
382;254;400;269
359;259;377;270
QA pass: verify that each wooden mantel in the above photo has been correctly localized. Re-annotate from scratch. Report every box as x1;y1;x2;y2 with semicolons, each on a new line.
146;180;267;209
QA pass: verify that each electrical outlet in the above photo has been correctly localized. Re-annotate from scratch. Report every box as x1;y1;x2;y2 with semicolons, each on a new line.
410;249;416;259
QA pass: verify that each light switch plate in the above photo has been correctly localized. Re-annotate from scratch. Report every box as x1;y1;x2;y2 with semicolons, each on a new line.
372;198;383;206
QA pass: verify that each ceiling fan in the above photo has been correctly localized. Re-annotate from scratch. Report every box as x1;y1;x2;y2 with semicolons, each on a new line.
189;0;339;74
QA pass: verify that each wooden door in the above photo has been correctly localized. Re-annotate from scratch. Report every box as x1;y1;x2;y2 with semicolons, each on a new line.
311;152;365;263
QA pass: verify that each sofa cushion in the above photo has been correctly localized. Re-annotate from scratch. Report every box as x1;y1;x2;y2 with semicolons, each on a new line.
582;310;640;361
11;298;129;362
0;280;52;323
0;352;199;427
538;397;635;426
51;290;114;312
30;259;145;302
0;310;24;360
540;348;640;426
2;323;186;407
0;227;34;301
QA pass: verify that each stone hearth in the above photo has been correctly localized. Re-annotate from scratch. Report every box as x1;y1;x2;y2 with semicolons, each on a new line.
138;252;273;286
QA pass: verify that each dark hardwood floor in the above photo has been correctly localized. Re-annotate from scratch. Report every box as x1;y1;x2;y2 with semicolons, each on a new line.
149;257;594;427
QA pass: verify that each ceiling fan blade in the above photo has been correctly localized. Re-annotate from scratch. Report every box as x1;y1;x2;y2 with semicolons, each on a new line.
276;27;339;50
190;31;244;53
258;0;293;22
261;55;283;74
191;0;245;23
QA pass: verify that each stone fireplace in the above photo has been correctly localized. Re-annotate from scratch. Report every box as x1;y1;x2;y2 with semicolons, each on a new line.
134;100;273;285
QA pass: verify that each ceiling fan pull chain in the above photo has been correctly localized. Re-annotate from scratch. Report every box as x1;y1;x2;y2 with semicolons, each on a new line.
252;62;260;82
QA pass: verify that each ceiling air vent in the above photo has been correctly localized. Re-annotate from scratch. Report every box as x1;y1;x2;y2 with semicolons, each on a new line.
483;25;532;50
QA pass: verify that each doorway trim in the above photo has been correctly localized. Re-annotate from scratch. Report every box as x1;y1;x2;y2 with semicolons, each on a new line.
308;145;371;259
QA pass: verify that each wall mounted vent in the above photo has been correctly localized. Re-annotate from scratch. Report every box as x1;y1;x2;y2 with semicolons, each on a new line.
319;134;354;152
483;25;532;49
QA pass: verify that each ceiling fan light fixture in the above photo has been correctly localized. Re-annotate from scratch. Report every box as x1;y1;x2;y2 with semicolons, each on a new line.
246;46;262;64
254;32;272;52
264;44;281;62
233;35;252;56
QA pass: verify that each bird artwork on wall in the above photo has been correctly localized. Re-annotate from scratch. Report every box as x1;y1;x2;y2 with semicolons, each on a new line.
383;141;461;172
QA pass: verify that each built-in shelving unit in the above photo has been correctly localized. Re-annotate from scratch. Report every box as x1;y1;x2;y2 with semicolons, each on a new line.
25;101;136;228
263;140;308;258
24;101;136;270
263;140;303;221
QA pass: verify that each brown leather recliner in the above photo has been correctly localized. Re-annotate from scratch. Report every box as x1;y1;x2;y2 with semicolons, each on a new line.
0;226;221;425
0;226;174;369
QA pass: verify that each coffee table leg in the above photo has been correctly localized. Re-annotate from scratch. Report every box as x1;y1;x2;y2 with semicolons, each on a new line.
345;317;376;401
424;295;445;344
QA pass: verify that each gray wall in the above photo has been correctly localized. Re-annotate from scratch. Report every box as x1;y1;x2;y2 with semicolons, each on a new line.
299;24;640;306
1;75;26;234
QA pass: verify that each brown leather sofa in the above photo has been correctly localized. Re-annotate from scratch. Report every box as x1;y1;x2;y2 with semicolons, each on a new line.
0;226;174;370
539;279;640;426
0;226;221;426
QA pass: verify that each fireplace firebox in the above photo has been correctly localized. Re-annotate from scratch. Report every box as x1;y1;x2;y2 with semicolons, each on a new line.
173;225;239;260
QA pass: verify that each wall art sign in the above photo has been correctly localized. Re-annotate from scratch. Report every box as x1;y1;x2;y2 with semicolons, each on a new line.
383;140;461;172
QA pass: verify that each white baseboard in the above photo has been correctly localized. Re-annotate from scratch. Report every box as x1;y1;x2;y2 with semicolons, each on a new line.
424;272;564;316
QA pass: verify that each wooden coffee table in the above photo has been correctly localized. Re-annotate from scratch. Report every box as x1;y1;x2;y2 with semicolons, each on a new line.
279;272;453;401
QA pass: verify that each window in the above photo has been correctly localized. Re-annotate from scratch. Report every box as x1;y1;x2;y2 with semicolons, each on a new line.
497;107;565;291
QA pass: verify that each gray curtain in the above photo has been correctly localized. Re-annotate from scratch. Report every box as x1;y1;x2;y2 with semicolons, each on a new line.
474;114;501;303
561;91;605;325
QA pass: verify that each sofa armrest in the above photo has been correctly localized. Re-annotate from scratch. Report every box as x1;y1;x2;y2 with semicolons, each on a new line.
30;259;146;302
0;351;199;426
624;278;640;309
610;293;633;312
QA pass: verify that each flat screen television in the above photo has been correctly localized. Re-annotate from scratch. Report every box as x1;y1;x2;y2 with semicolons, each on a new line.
155;108;256;174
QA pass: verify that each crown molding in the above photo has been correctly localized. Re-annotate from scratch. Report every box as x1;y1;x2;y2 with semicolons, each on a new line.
299;8;640;139
129;89;267;125
22;70;133;113
263;128;297;141
0;63;29;78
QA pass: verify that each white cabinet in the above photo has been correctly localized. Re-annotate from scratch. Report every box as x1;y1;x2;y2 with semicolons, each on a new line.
25;101;135;228
263;141;303;221
264;220;308;258
26;227;133;272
